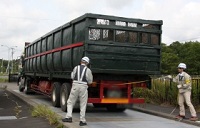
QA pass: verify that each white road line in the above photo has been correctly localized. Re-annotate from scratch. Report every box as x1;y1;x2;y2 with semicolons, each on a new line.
0;116;17;120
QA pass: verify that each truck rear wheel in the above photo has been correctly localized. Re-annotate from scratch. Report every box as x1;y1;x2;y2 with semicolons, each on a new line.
51;82;61;107
60;83;71;112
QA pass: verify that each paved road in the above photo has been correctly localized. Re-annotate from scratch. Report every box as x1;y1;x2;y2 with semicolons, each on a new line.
3;82;200;128
0;85;55;128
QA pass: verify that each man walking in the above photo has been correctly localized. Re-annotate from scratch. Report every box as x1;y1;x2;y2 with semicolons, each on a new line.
62;56;93;126
169;63;198;121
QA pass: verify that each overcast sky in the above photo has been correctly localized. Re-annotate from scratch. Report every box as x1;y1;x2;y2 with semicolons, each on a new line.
0;0;200;60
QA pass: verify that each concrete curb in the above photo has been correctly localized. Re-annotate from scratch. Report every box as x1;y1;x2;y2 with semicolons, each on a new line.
131;106;200;127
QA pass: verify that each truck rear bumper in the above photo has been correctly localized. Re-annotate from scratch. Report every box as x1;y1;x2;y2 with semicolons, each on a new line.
88;98;145;104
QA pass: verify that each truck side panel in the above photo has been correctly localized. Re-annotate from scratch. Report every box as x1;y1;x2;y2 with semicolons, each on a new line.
24;20;86;78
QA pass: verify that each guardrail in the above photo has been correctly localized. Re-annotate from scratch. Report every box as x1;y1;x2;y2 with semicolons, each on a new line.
151;76;200;106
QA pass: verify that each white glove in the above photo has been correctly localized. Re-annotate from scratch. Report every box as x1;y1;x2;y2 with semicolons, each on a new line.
177;84;182;89
166;75;172;79
182;84;189;89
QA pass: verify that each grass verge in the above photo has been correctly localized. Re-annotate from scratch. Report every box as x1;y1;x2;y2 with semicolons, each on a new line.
31;105;64;128
0;78;8;82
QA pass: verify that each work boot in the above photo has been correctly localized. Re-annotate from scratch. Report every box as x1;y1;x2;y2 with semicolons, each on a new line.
175;114;185;119
190;116;198;121
79;121;87;126
62;117;72;122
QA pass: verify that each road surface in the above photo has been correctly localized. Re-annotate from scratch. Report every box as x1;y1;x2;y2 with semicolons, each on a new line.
4;82;200;128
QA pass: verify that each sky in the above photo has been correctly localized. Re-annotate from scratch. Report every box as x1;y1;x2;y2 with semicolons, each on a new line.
0;0;200;60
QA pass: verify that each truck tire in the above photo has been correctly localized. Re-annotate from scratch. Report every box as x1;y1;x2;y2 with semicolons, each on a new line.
19;84;24;92
106;104;126;112
24;78;33;94
51;82;61;107
19;77;25;92
60;83;71;112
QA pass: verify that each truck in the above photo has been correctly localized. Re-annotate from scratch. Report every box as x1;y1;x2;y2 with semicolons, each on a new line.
18;13;163;112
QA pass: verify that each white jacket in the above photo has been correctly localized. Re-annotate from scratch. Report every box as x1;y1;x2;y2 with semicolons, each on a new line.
173;71;192;93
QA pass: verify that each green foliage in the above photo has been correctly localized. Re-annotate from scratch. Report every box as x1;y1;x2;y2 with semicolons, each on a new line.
0;59;20;74
134;78;178;105
161;41;200;75
134;77;200;107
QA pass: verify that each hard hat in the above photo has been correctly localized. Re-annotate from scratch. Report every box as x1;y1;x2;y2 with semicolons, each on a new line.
81;56;90;63
178;63;186;69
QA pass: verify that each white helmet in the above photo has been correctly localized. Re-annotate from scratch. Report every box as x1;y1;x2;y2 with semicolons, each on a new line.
81;56;90;63
178;63;186;69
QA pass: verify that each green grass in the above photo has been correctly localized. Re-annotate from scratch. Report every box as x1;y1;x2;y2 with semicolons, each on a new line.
0;74;8;82
0;78;8;82
31;105;64;128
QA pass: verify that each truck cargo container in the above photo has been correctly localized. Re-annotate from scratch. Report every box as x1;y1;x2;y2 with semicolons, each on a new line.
18;13;163;112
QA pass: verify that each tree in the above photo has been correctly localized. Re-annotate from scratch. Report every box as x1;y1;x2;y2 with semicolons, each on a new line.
161;43;179;74
161;41;200;75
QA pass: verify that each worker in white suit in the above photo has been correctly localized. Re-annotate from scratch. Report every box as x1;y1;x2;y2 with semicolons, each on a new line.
168;63;198;121
62;56;93;126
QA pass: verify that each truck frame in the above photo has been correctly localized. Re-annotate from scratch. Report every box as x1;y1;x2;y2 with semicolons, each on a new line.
19;13;163;112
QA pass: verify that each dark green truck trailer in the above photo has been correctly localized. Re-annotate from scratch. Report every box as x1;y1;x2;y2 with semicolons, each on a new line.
19;13;163;112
